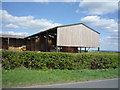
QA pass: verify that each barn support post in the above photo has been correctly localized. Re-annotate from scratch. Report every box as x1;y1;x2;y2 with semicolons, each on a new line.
80;47;81;53
32;38;34;51
28;39;30;51
29;39;31;51
56;46;58;52
8;37;9;45
38;34;41;51
34;38;35;51
85;47;87;52
45;31;48;52
31;38;33;51
8;37;9;50
25;38;27;50
98;47;100;51
15;38;16;51
78;47;79;53
30;38;32;51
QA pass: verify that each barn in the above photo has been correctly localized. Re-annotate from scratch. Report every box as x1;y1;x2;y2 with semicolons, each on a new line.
0;34;26;51
25;23;100;53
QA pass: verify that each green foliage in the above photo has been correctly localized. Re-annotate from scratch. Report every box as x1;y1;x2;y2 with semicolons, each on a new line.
2;68;118;88
2;51;118;70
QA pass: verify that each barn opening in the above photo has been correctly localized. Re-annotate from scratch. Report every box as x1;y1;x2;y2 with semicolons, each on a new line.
25;27;57;52
0;35;25;51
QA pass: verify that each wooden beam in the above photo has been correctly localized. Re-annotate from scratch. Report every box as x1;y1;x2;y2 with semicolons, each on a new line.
8;37;9;50
46;31;48;52
80;47;81;53
98;47;100;51
56;46;58;52
85;47;86;52
33;38;36;51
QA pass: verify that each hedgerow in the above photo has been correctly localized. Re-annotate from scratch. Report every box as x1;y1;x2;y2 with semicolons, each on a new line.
1;51;118;70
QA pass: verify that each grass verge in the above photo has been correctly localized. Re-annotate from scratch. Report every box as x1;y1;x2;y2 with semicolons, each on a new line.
2;68;118;88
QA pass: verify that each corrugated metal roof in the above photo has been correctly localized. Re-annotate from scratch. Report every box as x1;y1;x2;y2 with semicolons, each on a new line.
0;34;26;38
1;23;100;39
25;27;57;38
25;23;100;38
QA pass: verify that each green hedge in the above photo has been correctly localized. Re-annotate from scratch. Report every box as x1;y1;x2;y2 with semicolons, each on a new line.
1;51;119;70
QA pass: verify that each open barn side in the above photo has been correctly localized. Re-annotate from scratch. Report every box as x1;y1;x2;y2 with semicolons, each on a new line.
25;27;57;52
0;37;25;51
1;23;100;53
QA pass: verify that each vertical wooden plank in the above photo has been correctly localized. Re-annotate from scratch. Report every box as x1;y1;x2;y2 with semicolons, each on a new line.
57;24;99;48
8;37;9;50
46;31;48;52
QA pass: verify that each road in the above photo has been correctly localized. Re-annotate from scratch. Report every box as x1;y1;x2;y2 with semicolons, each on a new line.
21;78;119;88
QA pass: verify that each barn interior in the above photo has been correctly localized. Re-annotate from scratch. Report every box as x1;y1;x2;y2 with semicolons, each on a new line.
1;36;25;51
25;27;79;53
25;27;57;52
1;23;100;53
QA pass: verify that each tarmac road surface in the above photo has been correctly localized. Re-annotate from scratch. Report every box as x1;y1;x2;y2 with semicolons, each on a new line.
21;78;119;88
20;78;120;88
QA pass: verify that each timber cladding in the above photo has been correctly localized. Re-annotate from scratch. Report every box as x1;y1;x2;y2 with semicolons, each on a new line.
57;24;100;48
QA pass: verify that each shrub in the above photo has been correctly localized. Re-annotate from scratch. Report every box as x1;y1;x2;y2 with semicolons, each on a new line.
1;51;118;70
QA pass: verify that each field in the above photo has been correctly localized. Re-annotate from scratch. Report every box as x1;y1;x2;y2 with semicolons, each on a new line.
2;68;118;88
1;51;119;88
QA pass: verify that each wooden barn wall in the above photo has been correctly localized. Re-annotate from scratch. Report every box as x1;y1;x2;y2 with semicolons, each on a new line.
9;38;25;51
30;38;34;51
0;38;2;49
57;24;100;48
34;37;40;51
9;38;25;47
34;37;56;52
26;39;31;51
1;38;8;50
36;37;46;51
27;32;57;52
27;37;47;51
61;47;78;53
1;38;25;50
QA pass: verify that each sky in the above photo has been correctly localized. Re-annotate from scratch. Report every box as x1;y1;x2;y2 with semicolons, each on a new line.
0;0;119;51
